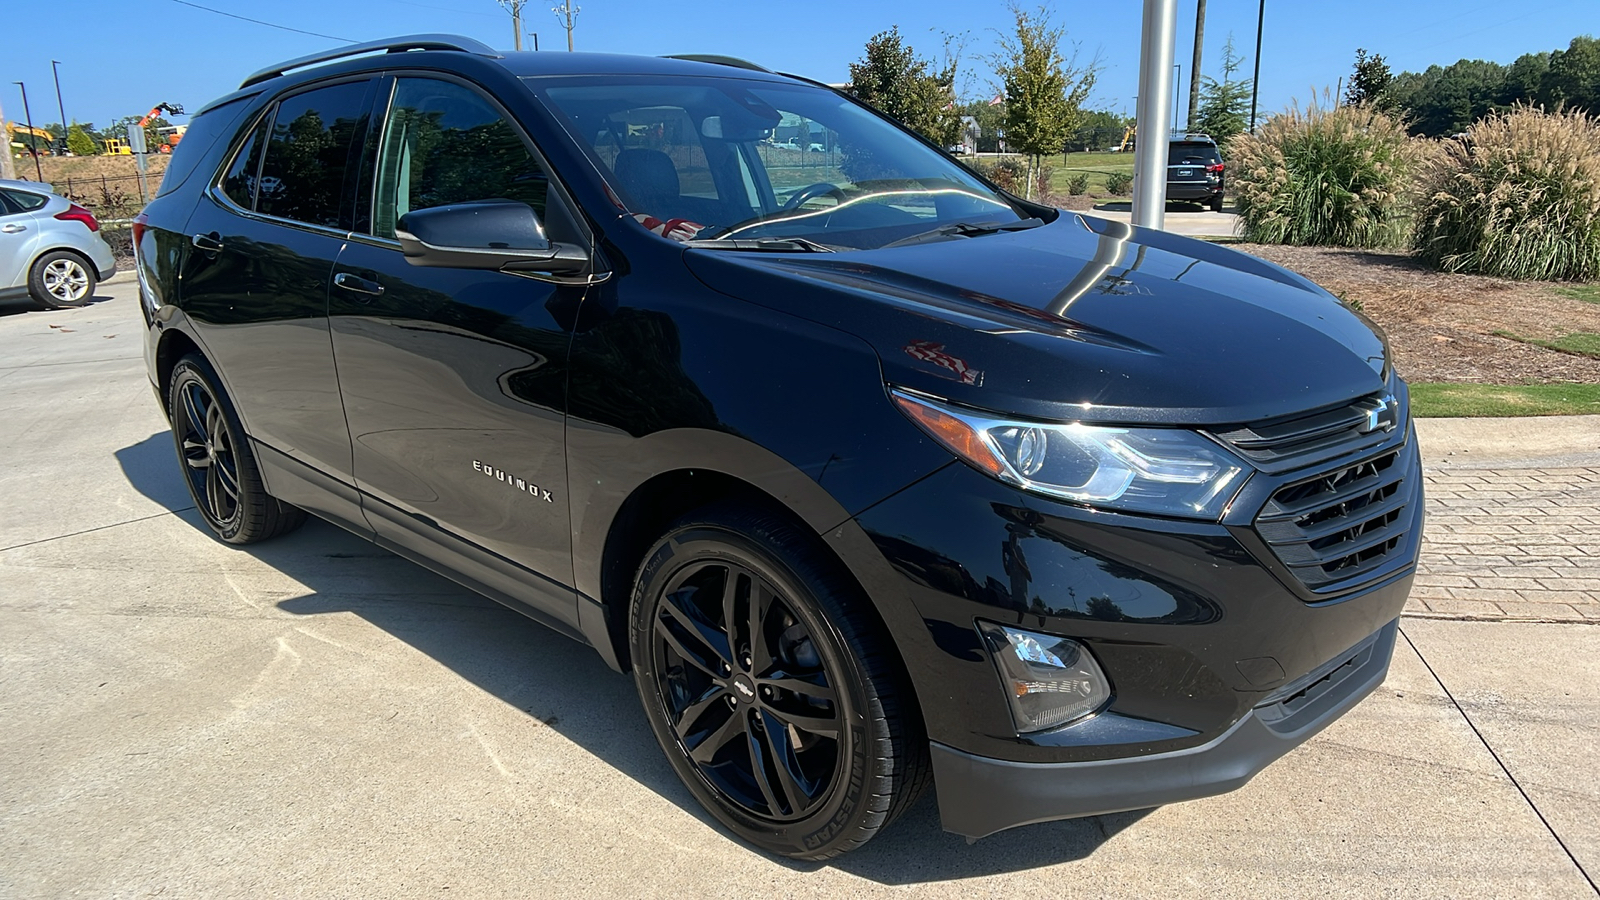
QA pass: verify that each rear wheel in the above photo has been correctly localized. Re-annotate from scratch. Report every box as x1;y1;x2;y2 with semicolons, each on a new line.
629;505;928;859
1209;194;1225;213
29;250;96;309
168;354;306;544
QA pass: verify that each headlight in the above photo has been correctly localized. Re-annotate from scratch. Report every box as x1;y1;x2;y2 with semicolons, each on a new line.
892;388;1250;520
977;622;1110;732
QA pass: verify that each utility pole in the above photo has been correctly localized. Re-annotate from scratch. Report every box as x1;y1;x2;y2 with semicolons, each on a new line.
499;0;527;51
13;82;44;182
51;60;68;155
1186;0;1205;133
553;1;578;52
1249;0;1265;132
0;94;15;181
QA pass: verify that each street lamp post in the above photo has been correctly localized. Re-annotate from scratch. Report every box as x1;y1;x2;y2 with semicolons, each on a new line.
1131;0;1178;230
13;82;44;181
51;60;68;155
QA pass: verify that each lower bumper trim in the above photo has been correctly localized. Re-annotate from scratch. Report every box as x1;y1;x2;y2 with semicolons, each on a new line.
933;618;1398;839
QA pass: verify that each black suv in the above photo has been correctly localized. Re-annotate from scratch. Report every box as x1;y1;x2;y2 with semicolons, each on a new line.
1168;134;1227;211
135;36;1420;860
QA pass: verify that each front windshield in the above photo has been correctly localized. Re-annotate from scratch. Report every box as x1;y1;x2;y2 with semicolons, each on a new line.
529;76;1024;249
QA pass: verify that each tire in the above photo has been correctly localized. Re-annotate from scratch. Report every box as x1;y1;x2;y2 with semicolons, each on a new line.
29;250;96;309
629;504;929;860
167;354;306;544
1209;194;1225;213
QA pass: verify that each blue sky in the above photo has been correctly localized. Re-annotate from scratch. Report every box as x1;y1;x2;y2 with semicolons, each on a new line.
5;0;1594;131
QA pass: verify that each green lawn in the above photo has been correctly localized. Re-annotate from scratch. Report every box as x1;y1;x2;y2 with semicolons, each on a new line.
1045;151;1136;195
1492;330;1600;359
1555;284;1600;304
1410;382;1600;417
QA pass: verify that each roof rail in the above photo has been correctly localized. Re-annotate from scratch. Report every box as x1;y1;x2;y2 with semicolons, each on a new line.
661;54;772;73
240;34;502;89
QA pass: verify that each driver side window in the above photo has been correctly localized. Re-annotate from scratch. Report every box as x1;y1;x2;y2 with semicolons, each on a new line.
372;78;549;239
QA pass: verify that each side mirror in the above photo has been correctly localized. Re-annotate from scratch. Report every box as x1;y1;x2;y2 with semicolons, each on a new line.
396;199;587;274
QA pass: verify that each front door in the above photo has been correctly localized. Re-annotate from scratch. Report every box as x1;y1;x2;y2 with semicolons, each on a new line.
329;74;584;625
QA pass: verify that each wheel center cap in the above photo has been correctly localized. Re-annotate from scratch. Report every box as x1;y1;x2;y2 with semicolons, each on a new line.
731;674;757;703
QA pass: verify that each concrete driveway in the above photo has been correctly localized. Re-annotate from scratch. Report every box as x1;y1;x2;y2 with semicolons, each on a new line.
2;283;1596;898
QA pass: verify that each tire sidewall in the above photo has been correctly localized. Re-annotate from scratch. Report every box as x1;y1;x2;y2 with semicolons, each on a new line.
630;522;880;858
31;251;95;309
168;357;247;542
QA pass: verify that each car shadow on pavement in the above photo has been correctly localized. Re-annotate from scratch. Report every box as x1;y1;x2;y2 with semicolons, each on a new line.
0;292;116;318
114;431;1143;881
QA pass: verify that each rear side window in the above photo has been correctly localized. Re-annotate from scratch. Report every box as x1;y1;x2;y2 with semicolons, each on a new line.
155;93;258;199
372;77;549;239
1;189;48;212
257;80;372;228
220;116;268;210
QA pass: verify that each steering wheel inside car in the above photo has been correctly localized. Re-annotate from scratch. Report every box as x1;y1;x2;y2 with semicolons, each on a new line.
782;182;848;211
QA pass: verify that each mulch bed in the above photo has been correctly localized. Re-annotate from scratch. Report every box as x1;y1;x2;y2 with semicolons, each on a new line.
1232;244;1600;385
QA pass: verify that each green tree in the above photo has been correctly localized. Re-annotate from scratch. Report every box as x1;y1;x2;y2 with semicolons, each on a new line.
1541;35;1600;113
1345;48;1393;107
1195;34;1250;145
66;124;98;156
1068;108;1133;152
989;3;1098;198
846;27;961;147
954;98;1006;152
1387;59;1505;135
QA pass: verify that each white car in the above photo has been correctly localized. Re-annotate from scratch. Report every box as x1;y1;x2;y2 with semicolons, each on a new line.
0;179;117;309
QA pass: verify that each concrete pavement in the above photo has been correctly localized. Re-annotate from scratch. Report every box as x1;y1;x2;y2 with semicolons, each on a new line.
2;284;1595;897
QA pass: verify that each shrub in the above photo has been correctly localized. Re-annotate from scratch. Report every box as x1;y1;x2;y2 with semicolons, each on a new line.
1065;172;1089;195
1412;106;1600;281
1228;97;1416;247
964;156;1030;195
1104;171;1133;195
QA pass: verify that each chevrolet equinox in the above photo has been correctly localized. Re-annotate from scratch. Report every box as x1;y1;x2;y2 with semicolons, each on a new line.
135;35;1422;860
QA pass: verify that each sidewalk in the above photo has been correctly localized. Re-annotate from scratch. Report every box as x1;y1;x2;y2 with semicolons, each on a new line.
1411;417;1600;622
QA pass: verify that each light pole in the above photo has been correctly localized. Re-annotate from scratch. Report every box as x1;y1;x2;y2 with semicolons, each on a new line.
13;82;43;181
51;60;68;155
553;1;578;51
1132;0;1178;230
1249;0;1265;132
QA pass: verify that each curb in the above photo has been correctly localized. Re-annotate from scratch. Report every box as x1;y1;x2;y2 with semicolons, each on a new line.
1417;415;1600;467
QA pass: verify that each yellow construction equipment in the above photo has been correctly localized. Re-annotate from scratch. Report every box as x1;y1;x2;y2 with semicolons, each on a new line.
6;121;56;155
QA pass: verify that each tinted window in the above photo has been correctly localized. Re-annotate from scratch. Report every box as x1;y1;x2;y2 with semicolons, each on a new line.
257;80;371;228
0;193;18;216
156;93;258;199
220;116;267;210
1;189;48;212
372;78;548;239
1169;142;1221;165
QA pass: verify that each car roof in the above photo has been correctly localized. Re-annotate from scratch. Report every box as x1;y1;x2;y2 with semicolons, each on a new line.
0;179;56;196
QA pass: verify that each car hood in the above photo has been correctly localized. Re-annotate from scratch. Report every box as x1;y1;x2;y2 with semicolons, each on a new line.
683;213;1390;426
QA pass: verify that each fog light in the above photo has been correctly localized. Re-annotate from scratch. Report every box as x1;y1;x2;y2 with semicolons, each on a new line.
977;622;1111;733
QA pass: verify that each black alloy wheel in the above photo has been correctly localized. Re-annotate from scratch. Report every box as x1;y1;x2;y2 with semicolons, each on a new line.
167;355;306;544
652;558;841;821
174;376;243;531
631;505;929;859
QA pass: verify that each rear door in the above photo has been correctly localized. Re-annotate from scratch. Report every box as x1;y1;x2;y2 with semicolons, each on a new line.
328;73;587;628
178;77;376;529
0;189;49;290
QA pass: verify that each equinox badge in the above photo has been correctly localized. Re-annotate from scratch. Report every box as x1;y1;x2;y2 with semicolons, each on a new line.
473;460;554;502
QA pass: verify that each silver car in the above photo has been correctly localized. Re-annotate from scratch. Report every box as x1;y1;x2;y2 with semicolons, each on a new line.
0;179;117;309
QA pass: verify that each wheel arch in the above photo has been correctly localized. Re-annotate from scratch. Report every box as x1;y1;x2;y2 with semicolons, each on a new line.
153;327;206;417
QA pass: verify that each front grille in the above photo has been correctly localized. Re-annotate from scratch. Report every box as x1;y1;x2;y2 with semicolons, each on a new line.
1255;446;1416;593
1212;390;1398;473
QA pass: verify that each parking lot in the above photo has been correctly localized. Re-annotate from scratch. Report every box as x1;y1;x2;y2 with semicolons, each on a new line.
2;281;1597;898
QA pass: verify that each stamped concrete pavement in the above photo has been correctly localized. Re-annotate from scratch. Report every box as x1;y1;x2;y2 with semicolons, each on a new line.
1;283;1595;897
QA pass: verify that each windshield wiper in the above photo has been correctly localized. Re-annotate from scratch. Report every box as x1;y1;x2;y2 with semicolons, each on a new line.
879;217;1046;249
685;237;835;253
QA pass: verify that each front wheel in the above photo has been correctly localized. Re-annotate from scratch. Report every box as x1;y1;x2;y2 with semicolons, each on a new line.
29;250;96;308
629;505;928;859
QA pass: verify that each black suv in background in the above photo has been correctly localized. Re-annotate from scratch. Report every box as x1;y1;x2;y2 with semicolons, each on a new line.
135;36;1420;860
1167;134;1227;211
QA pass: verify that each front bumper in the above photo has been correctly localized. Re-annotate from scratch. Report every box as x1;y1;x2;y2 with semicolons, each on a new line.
932;619;1397;838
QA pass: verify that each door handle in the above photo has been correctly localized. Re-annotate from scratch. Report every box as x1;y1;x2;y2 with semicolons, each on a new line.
191;232;223;253
0;223;26;234
333;272;385;297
